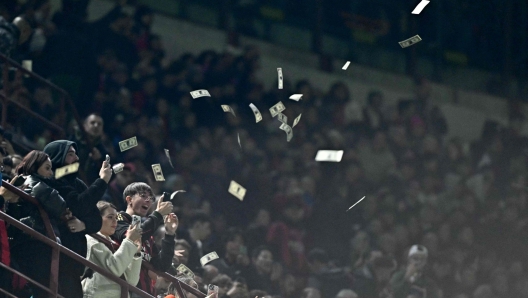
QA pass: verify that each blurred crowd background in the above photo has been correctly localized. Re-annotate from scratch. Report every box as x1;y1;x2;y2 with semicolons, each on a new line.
2;0;528;298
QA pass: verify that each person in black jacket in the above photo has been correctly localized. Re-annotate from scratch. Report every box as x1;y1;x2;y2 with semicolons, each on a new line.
9;150;74;298
43;140;112;298
112;182;176;296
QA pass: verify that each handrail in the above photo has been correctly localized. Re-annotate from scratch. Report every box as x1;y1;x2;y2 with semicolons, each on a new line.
2;181;61;295
0;93;66;136
0;53;88;143
90;233;207;298
0;181;155;298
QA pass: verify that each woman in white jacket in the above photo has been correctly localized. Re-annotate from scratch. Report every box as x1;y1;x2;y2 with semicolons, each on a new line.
82;201;143;297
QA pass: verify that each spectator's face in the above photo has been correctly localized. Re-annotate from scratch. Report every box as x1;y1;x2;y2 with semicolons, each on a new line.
100;207;118;236
194;221;212;240
84;115;104;138
64;146;79;165
37;158;53;178
226;235;243;257
127;191;154;217
254;250;273;273
174;244;189;265
409;254;427;271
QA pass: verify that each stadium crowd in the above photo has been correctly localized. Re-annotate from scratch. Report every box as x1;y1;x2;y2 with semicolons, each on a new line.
1;0;528;298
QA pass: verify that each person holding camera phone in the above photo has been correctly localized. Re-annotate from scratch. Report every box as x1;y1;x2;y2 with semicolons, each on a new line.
113;182;177;296
82;201;143;298
43;140;112;298
390;245;440;298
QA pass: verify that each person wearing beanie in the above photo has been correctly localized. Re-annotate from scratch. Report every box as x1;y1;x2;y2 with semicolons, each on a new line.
390;245;440;298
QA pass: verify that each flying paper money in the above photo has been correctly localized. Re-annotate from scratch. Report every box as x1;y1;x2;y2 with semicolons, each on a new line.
289;94;303;101
151;164;165;181
277;68;283;89
228;180;246;201
269;101;286;117
342;61;350;70
164;149;174;168
277;113;288;124
221;105;236;117
292;114;302;128
237;133;241;148
347;196;366;212
279;123;293;142
315;150;344;162
55;162;80;179
112;163;124;174
412;0;430;14
399;35;422;48
170;190;186;201
176;264;195;278
200;251;219;266
249;103;262;123
119;136;138;152
190;89;211;99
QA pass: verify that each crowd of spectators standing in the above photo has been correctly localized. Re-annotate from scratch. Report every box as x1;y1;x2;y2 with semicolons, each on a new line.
2;0;528;298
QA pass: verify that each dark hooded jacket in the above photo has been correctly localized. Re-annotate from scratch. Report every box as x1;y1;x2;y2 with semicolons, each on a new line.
43;140;108;258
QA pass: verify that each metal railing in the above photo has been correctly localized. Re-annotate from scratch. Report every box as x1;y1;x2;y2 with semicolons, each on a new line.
0;52;89;143
0;181;206;298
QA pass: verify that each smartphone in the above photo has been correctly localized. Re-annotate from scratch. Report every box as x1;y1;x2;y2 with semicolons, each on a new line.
12;175;26;187
163;191;171;202
207;284;219;298
131;215;141;227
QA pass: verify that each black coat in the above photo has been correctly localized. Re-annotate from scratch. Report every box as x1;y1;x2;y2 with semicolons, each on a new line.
43;140;108;258
10;174;68;248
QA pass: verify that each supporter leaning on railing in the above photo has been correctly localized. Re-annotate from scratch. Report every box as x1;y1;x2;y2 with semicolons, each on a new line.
82;201;143;298
8;150;75;298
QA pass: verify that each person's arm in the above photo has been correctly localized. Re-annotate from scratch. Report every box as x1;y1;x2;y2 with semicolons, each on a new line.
389;270;411;298
125;256;142;286
114;218;131;242
150;233;175;271
140;211;163;242
31;182;68;219
81;209;103;234
150;214;177;271
89;238;138;276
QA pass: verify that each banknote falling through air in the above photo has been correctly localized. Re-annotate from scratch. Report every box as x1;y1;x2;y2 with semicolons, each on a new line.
289;94;303;101
151;164;165;181
55;162;80;179
399;35;422;48
22;60;32;77
190;89;211;99
347;196;366;212
237;133;241;148
119;136;138;152
228;180;246;201
176;264;195;278
269;101;286;117
249;103;263;123
164;149;174;168
277;113;288;124
277;68;283;89
412;0;430;14
112;163;124;174
221;105;236;117
200;251;219;266
292;114;302;128
342;61;350;70
315;150;344;162
170;190;186;201
279;123;293;142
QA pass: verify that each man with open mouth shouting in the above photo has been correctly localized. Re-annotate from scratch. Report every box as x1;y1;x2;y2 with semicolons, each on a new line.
113;182;178;296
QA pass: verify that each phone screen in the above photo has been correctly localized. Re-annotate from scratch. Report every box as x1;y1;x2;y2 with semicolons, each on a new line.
163;192;171;202
13;176;26;187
